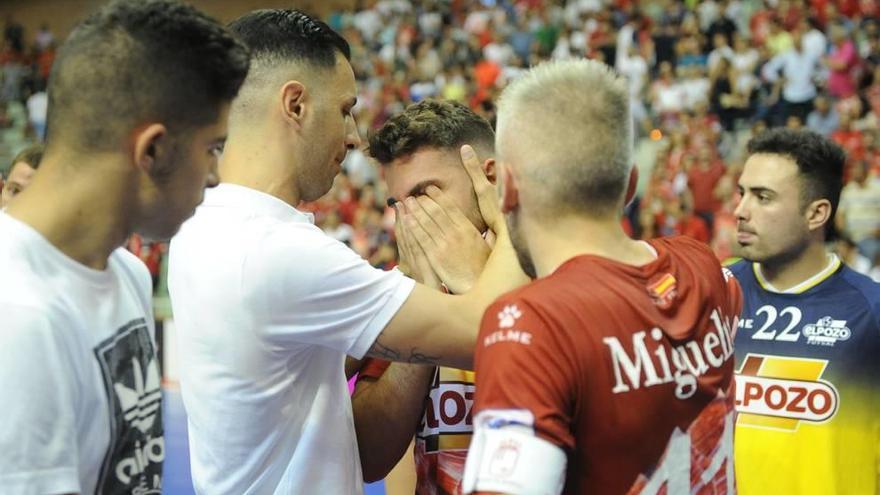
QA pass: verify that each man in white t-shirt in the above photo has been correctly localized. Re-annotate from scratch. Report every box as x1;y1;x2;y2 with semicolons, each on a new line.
0;2;250;493
1;143;42;209
168;9;528;494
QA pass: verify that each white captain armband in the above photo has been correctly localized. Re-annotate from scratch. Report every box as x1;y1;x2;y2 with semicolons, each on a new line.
462;409;566;495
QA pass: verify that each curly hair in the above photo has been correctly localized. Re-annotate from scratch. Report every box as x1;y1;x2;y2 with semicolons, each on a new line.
368;99;495;165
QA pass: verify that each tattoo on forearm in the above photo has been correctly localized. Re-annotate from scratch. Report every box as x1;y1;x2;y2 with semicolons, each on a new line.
368;338;401;361
367;336;441;365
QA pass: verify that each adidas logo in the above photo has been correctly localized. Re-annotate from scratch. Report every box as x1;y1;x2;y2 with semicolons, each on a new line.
113;356;161;434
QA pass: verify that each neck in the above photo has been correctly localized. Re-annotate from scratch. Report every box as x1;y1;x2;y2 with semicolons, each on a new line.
219;126;302;206
6;152;134;270
757;239;830;292
525;212;655;277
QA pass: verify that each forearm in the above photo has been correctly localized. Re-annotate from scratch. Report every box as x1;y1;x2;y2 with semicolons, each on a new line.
352;363;435;482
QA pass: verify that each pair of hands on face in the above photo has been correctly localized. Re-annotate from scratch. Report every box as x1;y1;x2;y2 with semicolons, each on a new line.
393;145;502;294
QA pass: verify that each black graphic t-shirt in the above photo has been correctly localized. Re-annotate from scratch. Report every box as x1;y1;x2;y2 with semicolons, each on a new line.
94;318;164;494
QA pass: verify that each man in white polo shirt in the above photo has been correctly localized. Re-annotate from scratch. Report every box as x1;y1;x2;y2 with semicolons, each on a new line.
167;9;527;494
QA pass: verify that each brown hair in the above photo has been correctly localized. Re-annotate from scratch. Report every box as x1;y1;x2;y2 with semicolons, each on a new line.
368;99;494;165
8;143;44;175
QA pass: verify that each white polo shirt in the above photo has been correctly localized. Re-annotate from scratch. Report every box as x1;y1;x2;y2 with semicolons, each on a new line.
168;184;415;494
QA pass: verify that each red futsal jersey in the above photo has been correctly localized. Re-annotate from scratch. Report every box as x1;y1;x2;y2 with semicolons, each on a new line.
470;236;742;494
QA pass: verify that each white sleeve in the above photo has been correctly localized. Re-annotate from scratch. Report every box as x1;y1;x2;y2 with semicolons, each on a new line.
761;54;783;83
243;226;416;358
0;304;81;494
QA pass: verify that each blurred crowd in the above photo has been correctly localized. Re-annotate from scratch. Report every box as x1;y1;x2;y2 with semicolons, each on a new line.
3;0;880;285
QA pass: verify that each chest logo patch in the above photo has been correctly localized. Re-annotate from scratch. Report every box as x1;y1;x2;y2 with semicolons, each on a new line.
735;353;839;431
802;317;851;347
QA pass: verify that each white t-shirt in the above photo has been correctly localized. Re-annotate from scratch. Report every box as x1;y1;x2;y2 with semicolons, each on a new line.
168;184;415;494
0;213;163;494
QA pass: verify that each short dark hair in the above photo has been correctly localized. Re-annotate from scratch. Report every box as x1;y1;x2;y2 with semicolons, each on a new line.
368;100;495;165
9;143;44;175
229;9;350;69
46;0;250;151
747;128;845;237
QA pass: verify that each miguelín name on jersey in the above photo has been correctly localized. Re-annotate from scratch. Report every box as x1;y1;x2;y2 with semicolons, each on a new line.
604;306;737;399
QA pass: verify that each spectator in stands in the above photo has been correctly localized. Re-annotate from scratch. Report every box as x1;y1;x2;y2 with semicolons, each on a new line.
826;23;860;99
711;57;750;131
807;94;841;136
832;112;866;162
0;142;41;208
838;159;880;263
834;235;877;278
34;22;53;51
688;145;726;231
800;17;828;61
708;32;734;74
25;80;47;141
762;29;822;125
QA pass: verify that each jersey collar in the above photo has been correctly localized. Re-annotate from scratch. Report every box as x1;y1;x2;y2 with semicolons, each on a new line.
752;253;841;294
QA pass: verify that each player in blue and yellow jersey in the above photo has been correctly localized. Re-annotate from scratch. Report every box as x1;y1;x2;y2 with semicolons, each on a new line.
730;128;880;494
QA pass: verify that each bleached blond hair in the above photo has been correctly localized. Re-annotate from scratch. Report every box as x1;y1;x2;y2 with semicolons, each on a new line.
496;59;633;218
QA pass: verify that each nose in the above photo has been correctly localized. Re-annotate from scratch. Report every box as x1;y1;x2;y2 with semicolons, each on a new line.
206;162;220;189
206;173;219;189
345;114;362;150
733;195;748;222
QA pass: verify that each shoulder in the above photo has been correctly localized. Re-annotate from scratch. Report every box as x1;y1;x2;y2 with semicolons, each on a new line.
243;220;403;306
245;220;374;280
0;252;57;313
725;258;753;281
837;266;880;321
0;300;67;351
112;247;151;284
654;236;731;282
110;247;154;311
487;275;568;319
655;235;715;259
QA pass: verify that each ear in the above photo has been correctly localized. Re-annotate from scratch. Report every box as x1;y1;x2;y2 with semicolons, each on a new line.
132;123;167;176
280;80;307;128
482;158;497;185
499;162;520;214
624;165;639;207
806;198;832;234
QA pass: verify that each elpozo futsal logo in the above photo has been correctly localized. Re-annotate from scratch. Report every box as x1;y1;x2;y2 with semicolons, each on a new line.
735;354;839;431
802;316;851;347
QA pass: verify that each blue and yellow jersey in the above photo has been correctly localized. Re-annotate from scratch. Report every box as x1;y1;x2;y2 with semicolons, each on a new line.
730;256;880;495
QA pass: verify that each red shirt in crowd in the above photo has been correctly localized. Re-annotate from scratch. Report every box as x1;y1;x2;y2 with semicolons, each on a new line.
688;161;726;214
676;213;711;243
832;127;865;162
472;236;742;494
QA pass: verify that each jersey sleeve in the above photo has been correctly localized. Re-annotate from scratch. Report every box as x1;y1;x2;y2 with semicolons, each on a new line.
243;226;416;359
722;266;744;329
472;296;576;451
0;304;81;494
